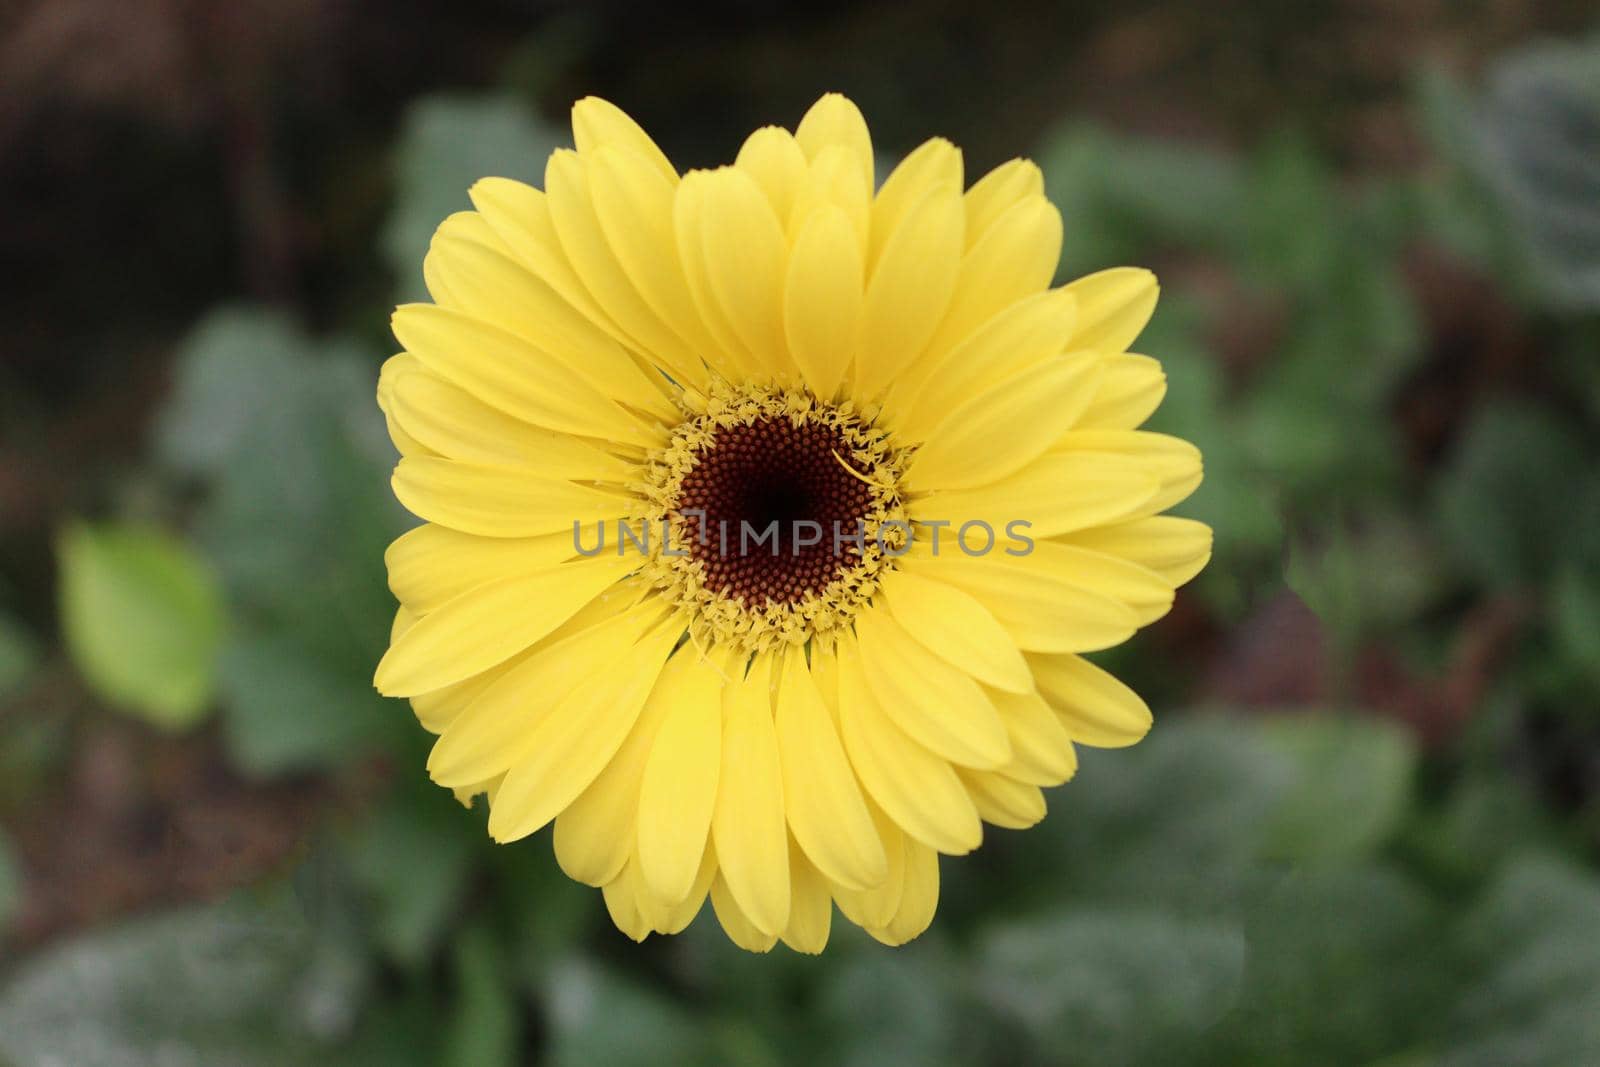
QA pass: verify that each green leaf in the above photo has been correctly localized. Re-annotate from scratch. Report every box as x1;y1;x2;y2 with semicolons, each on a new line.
1138;301;1283;571
1239;131;1340;292
57;521;224;729
1551;566;1600;688
0;832;18;932
0;614;39;700
1286;514;1445;645
156;309;320;478
815;945;969;1067
1028;713;1415;920
345;785;474;968
442;924;519;1067
337;996;440;1067
1260;715;1416;863
1475;38;1600;311
1432;402;1588;588
491;828;594;977
1030;717;1295;904
1440;856;1600;1066
1208;867;1447;1066
157;308;408;772
976;910;1246;1065
1038;122;1244;275
543;959;711;1067
1285;523;1365;653
1236;274;1415;501
1409;64;1518;275
384;95;566;303
218;632;396;776
1405;772;1557;887
0;898;369;1067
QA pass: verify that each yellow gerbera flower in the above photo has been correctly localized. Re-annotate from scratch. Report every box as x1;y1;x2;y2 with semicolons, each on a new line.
374;93;1211;952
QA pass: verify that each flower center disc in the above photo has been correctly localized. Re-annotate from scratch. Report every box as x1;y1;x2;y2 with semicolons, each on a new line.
676;415;874;605
642;385;907;652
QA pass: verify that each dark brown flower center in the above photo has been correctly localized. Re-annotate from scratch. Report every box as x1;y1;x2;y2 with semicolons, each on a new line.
674;415;875;606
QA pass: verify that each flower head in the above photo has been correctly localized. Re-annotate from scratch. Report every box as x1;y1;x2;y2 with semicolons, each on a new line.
375;93;1211;952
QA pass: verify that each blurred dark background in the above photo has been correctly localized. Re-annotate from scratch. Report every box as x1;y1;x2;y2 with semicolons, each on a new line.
2;2;1599;1064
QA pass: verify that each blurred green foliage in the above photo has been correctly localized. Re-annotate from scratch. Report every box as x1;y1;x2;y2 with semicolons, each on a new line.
57;523;224;730
1473;36;1600;311
0;838;16;933
0;616;38;705
1;715;1593;1066
384;96;567;305
4;27;1600;1067
157;308;409;773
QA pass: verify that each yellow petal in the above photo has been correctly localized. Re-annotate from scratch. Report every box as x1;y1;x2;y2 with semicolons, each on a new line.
1028;652;1153;748
1064;267;1159;353
831;798;906;930
467;178;629;347
774;648;886;891
487;621;680;841
1054;430;1204;515
383;408;432;459
1066;515;1213;587
391;605;418;644
784;205;862;401
853;186;964;401
387;367;636;479
735;125;809;222
423;210;511;284
780;839;833;955
958;768;1047;830
835;644;982;855
674;171;760;378
391;304;660;447
696;168;791;378
410;657;508;736
711;872;778;952
888;287;1077;443
378;354;435;458
869;838;939;947
423;226;679;420
641;842;717;935
870;137;962;273
543;150;705;381
902;550;1139;654
920;195;1063;361
794;93;873;196
391;455;633;539
571;96;677;184
424;598;646;785
386;524;575;613
375;556;633;697
636;650;726;905
990;687;1078;787
553;640;688;887
553;772;637;888
712;655;791;936
1075;353;1167;431
909;452;1159;541
853;605;1012;769
585;145;720;389
601;858;652;943
1042;539;1176;625
964;158;1044;248
450;776;499;810
789;146;871;251
902;352;1101;491
877;569;1030;693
